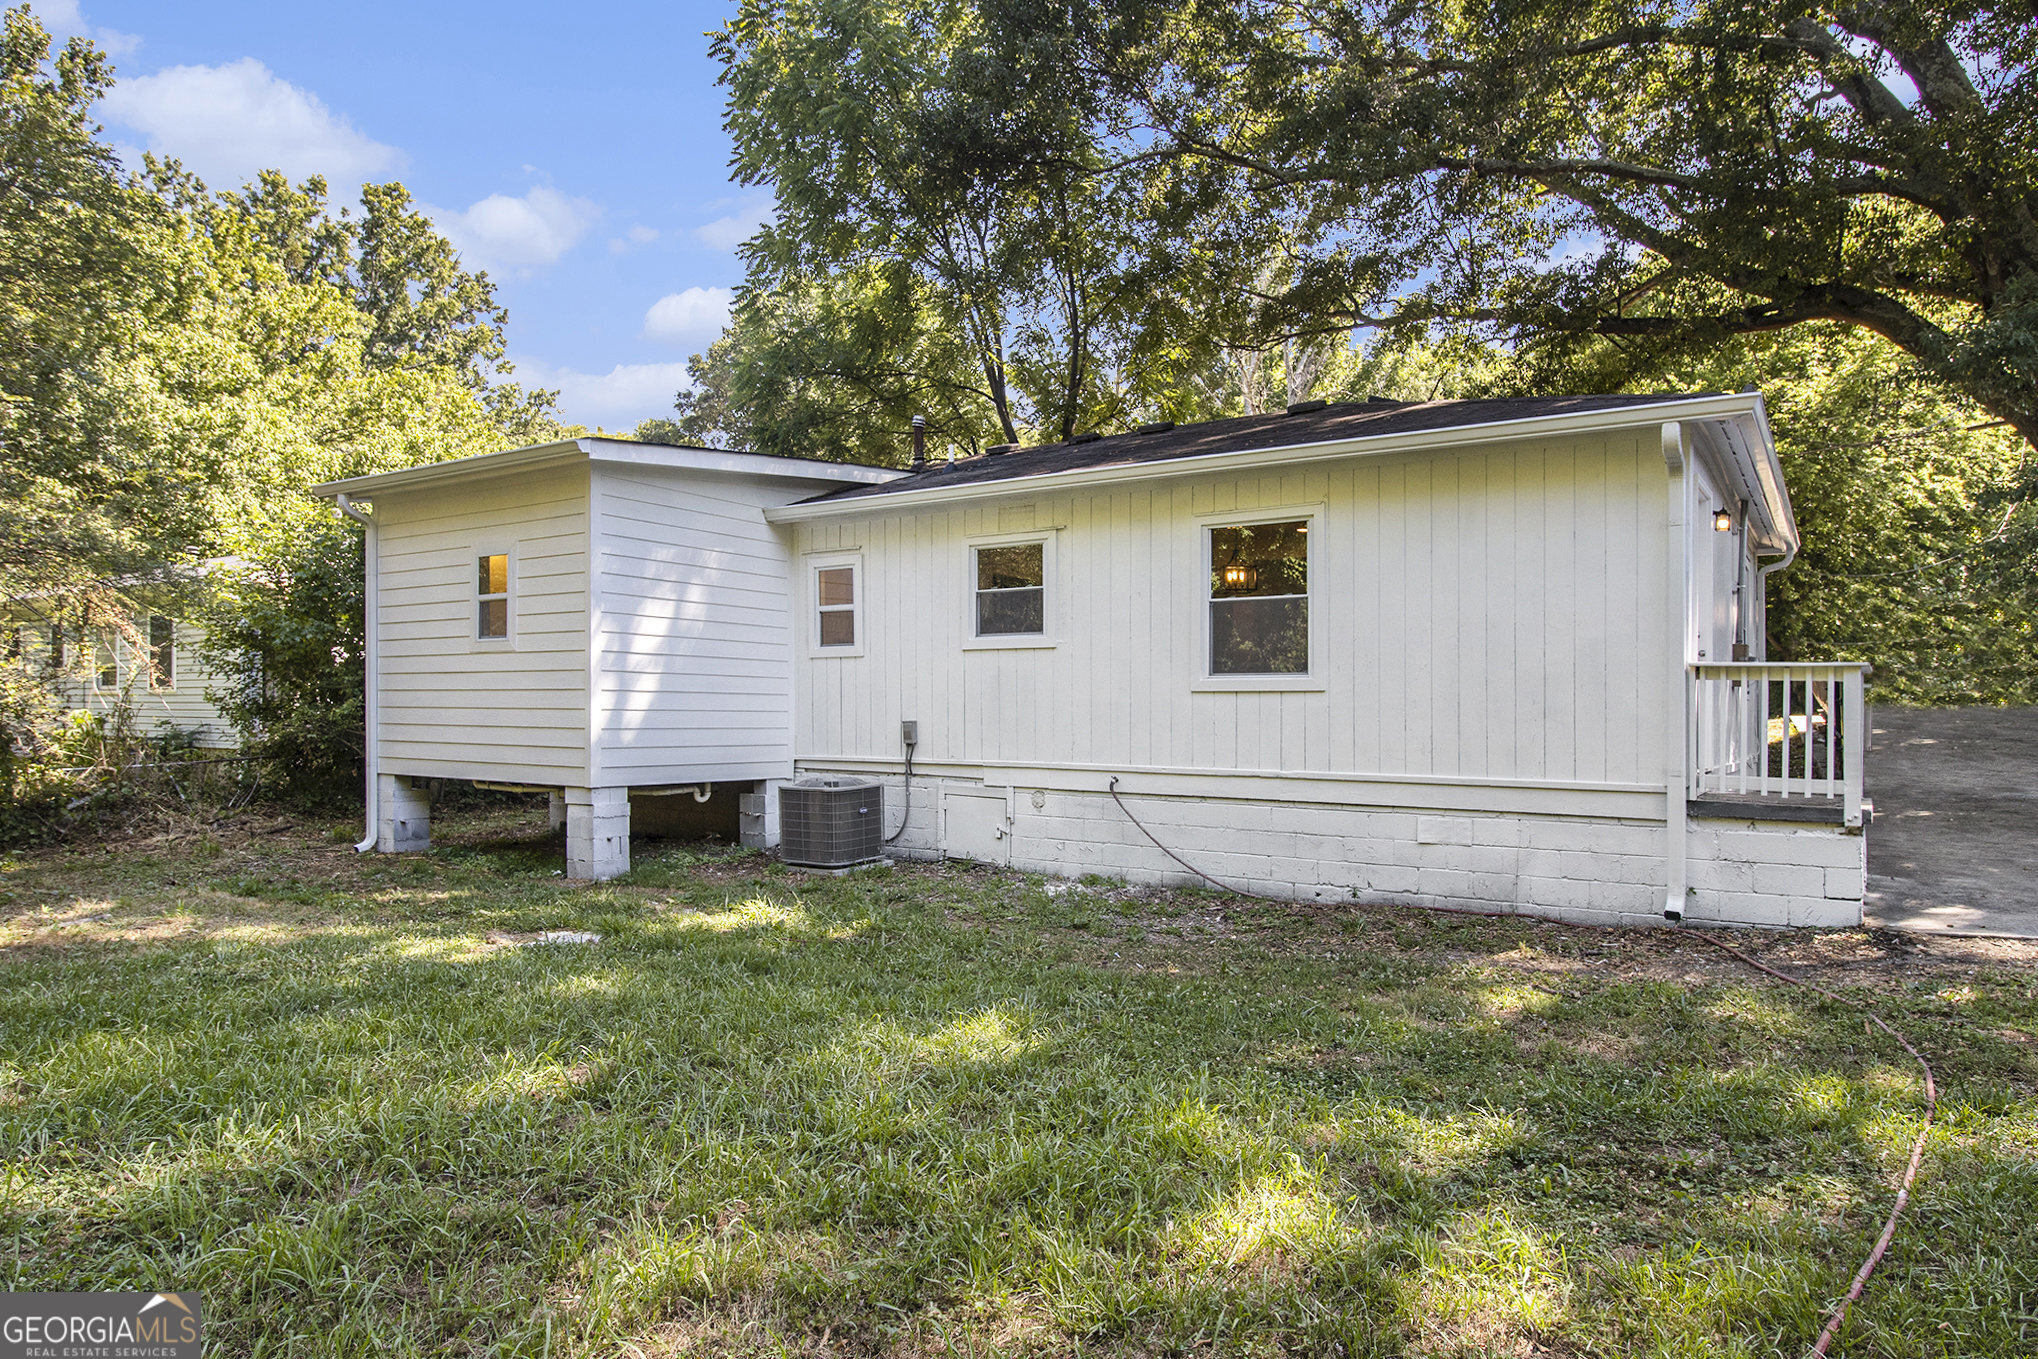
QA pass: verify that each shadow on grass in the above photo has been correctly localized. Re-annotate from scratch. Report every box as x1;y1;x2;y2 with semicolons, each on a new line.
0;825;2033;1357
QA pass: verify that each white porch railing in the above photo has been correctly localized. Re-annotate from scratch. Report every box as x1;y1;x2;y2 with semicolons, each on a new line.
1690;662;1870;827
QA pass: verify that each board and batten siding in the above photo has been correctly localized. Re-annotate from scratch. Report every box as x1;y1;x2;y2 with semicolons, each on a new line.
792;429;1672;806
590;465;809;785
374;464;591;785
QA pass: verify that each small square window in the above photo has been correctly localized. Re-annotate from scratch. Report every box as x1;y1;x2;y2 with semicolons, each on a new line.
816;565;856;647
477;553;509;639
974;543;1045;636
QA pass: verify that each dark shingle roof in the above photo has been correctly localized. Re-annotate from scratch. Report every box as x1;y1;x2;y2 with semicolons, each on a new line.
803;394;1712;504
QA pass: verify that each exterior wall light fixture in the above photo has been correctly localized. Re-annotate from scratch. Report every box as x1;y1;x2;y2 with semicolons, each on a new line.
1713;508;1734;532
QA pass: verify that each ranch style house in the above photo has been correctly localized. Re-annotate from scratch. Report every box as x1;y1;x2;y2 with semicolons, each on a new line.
312;392;1871;930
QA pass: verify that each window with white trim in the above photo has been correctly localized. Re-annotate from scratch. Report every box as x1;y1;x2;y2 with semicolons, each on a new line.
477;553;509;640
815;563;857;648
1207;519;1310;675
973;541;1045;637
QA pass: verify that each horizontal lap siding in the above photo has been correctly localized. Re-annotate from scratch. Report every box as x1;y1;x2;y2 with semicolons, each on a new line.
376;467;591;784
593;466;816;785
794;432;1666;790
38;617;236;747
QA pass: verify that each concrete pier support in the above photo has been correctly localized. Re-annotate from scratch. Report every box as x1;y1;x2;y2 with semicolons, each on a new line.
376;774;431;852
548;791;567;832
566;786;630;880
739;778;782;849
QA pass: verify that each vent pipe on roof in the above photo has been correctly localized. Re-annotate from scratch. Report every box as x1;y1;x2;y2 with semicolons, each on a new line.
910;415;926;469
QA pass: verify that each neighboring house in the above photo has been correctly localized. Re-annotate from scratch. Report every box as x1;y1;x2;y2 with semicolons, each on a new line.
61;614;234;749
316;394;1871;930
6;580;237;750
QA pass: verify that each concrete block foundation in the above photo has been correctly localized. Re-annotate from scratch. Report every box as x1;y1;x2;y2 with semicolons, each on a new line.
566;786;630;880
798;770;1867;930
376;774;431;853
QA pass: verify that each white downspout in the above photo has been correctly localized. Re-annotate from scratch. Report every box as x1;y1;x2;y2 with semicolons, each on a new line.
1755;542;1797;662
1661;422;1690;921
335;493;378;853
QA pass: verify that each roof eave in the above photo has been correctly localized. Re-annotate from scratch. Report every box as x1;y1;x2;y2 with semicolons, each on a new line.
311;437;905;500
764;392;1774;524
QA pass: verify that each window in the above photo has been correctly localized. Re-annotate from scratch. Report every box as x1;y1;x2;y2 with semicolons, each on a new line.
49;625;65;668
974;542;1045;636
96;637;116;689
1208;519;1310;676
477;553;509;639
816;564;857;647
148;615;175;689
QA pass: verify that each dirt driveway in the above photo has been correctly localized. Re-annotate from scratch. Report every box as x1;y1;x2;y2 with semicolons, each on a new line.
1864;705;2038;938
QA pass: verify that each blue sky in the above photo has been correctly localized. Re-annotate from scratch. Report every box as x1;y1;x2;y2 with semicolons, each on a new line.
44;0;755;430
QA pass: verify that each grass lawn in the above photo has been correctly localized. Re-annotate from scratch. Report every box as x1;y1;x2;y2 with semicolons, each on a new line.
2;800;2034;1357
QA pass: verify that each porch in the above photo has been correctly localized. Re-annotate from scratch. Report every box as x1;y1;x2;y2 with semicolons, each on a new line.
1688;662;1870;828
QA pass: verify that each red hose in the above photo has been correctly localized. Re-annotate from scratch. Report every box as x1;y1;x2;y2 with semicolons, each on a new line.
1683;930;1938;1357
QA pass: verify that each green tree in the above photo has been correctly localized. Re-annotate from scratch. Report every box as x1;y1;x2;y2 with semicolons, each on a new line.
0;6;571;808
0;7;182;604
982;0;2038;451
702;0;1236;462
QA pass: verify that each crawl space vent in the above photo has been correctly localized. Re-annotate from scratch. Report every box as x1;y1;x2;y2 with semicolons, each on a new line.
778;777;885;867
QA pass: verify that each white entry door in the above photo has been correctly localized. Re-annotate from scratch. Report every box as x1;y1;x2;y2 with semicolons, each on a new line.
1690;463;1737;662
943;788;1011;865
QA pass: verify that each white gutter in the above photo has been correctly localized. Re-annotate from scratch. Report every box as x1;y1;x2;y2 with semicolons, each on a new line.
312;437;902;501
765;392;1782;524
334;493;378;853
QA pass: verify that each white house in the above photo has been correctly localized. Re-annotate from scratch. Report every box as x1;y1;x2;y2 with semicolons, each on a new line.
61;614;235;748
310;438;900;872
317;395;1872;929
7;579;238;750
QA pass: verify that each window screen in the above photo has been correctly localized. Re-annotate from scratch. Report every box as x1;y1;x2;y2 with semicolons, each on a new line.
974;543;1045;636
817;566;856;646
477;553;509;639
1208;521;1309;675
148;615;174;688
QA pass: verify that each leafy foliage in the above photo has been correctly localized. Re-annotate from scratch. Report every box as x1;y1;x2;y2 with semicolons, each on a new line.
0;6;569;815
692;0;1243;462
196;517;368;806
1660;327;2036;701
981;0;2038;452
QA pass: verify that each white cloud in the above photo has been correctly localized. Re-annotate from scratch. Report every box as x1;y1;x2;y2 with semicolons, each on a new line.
37;0;139;57
693;202;772;251
98;57;401;191
430;186;601;274
642;287;734;346
609;224;660;255
517;358;693;432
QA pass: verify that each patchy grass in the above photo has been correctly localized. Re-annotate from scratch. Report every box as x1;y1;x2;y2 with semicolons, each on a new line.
1;801;2034;1357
